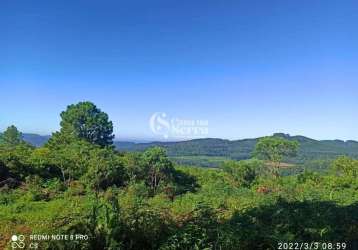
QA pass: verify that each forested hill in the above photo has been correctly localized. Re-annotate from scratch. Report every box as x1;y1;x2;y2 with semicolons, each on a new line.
114;133;358;164
16;133;358;164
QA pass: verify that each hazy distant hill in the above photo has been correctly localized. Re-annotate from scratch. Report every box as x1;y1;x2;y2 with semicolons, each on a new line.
22;133;51;147
0;133;51;147
18;132;358;167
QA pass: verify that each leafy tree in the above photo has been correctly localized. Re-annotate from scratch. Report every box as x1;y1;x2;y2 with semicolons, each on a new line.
254;136;299;177
85;147;126;191
331;156;358;178
0;125;25;147
43;138;125;189
220;159;262;187
45;131;78;150
0;126;34;180
28;147;56;178
57;140;96;183
56;101;115;147
0;143;34;180
122;152;143;182
170;169;199;198
44;139;97;184
141;147;175;194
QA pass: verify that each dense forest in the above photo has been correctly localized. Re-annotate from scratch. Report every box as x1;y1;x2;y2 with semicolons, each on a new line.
1;101;358;249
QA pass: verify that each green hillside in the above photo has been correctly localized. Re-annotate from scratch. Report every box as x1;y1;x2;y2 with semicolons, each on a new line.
115;133;358;167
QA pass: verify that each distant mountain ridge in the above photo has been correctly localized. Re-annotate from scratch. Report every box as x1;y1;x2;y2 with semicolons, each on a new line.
114;133;358;164
0;133;51;147
16;133;358;165
22;133;51;147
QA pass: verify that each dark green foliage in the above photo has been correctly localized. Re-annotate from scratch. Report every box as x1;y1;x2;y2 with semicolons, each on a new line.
56;101;114;147
171;169;199;195
0;125;35;180
229;199;358;249
220;159;262;187
85;147;126;190
0;143;34;180
0;125;24;147
0;160;9;181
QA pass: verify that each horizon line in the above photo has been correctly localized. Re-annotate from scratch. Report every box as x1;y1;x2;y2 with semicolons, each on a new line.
14;131;358;143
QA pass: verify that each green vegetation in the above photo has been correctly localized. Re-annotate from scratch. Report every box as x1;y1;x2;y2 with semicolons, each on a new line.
220;159;262;187
0;125;24;147
114;134;358;169
19;133;358;170
1;102;358;249
48;101;115;147
254;136;299;177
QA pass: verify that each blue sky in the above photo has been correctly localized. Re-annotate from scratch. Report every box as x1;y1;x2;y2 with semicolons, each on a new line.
1;0;357;141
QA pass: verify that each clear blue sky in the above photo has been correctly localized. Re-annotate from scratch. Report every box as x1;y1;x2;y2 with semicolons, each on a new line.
1;0;357;141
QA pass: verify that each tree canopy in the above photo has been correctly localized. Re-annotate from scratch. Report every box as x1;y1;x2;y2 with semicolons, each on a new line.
220;159;262;187
254;136;299;177
0;125;24;147
331;155;358;178
58;101;115;147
